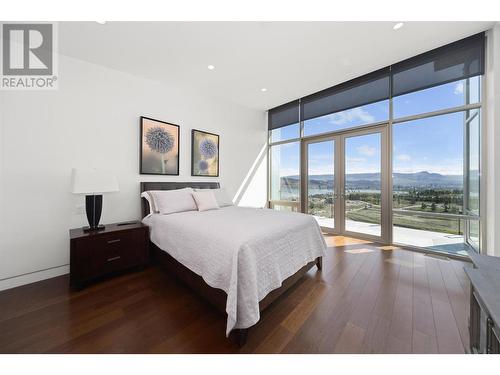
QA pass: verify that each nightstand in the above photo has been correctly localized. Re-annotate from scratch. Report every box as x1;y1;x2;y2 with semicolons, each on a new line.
69;221;149;289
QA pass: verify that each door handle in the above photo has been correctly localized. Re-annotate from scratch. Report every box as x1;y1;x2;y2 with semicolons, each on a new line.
107;239;121;244
107;256;121;262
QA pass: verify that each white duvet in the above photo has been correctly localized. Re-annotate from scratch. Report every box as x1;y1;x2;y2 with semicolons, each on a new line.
143;206;326;336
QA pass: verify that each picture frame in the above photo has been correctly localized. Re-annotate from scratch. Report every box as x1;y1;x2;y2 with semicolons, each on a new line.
191;129;220;177
140;116;180;175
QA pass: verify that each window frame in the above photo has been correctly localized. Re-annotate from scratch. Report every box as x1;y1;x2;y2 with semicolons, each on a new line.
268;75;484;256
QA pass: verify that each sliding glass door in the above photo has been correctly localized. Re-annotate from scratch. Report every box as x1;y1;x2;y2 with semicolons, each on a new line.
303;126;388;242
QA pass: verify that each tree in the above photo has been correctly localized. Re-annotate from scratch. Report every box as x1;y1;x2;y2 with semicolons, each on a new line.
421;202;427;210
431;202;436;211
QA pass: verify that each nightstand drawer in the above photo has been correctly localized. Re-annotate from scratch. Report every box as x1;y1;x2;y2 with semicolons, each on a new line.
91;231;136;252
89;231;143;274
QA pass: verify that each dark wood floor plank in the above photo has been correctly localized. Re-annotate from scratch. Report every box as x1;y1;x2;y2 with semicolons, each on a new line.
359;250;401;353
361;313;392;354
412;252;437;340
0;276;72;322
348;251;387;330
385;249;414;353
333;322;365;353
412;329;438;354
0;236;471;354
437;258;470;352
281;247;373;353
253;325;294;354
0;283;155;353
236;276;317;354
425;256;465;354
371;257;401;321
320;250;381;353
280;280;329;334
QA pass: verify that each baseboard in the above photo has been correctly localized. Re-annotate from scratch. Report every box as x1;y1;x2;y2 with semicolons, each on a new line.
0;265;69;291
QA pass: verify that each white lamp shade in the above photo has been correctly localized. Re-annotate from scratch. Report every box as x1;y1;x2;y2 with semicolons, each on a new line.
71;168;119;194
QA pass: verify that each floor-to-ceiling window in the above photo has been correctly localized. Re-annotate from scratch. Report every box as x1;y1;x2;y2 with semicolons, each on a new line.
269;137;301;212
268;101;302;212
268;32;485;256
392;96;481;255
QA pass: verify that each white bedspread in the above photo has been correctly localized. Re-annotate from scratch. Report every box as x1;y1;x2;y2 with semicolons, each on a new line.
143;206;326;336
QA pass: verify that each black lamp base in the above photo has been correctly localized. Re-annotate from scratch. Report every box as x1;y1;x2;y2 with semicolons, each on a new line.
84;194;104;231
83;224;105;232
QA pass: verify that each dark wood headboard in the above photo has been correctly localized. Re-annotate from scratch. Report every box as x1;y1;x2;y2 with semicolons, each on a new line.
140;181;220;218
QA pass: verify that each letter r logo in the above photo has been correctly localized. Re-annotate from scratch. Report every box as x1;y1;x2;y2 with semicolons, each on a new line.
2;24;53;75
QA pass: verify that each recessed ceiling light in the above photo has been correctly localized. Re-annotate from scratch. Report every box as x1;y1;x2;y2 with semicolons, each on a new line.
261;88;268;92
207;65;215;70
393;22;404;30
96;21;107;25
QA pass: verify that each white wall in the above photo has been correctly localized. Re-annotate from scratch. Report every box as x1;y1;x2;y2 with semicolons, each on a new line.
485;24;500;257
0;54;267;290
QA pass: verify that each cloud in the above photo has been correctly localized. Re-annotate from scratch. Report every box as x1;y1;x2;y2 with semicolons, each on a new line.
454;82;464;95
396;154;411;162
308;153;334;162
346;157;367;163
356;145;376;157
328;107;375;126
346;163;380;174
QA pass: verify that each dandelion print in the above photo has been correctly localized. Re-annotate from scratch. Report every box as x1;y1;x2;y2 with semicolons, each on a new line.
199;138;218;159
192;130;219;177
140;118;179;175
144;126;175;174
145;126;174;154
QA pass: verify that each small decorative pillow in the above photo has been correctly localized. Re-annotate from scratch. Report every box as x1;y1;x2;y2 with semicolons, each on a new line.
194;188;233;207
140;191;157;214
192;190;220;212
150;188;198;215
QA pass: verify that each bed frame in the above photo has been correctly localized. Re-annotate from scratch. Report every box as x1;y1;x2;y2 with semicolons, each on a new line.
140;181;322;346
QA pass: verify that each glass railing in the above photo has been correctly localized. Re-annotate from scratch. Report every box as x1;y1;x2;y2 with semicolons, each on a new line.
392;209;479;256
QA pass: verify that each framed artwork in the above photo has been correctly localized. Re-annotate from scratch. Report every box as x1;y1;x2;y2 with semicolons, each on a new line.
191;129;219;177
140;116;180;175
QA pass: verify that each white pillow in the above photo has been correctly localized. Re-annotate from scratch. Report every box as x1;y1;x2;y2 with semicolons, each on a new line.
140;191;156;214
150;188;197;215
192;190;220;212
195;188;233;207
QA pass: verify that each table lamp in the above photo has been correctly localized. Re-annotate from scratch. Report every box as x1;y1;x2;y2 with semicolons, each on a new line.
71;168;119;231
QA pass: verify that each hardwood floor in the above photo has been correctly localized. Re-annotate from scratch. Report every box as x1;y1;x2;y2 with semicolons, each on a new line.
0;236;472;354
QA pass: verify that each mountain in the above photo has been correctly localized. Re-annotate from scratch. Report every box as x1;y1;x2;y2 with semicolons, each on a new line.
281;171;464;190
392;171;462;188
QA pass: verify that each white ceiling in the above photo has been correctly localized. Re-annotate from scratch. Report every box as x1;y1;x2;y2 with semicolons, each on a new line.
59;21;495;111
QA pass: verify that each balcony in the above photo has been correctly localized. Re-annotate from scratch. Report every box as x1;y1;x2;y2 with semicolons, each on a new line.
314;210;476;256
270;199;478;257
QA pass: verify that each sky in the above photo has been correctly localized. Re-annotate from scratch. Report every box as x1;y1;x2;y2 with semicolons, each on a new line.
273;77;480;177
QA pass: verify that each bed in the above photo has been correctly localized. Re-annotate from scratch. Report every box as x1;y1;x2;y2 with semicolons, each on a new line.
140;182;326;345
